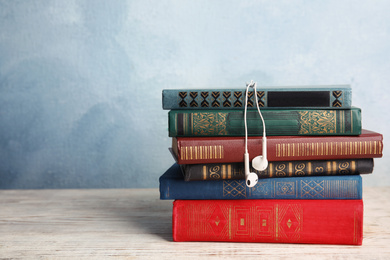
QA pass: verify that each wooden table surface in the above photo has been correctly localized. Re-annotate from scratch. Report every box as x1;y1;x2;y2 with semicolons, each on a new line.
1;187;389;259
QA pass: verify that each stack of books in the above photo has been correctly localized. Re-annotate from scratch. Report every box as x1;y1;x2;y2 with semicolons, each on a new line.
159;85;383;245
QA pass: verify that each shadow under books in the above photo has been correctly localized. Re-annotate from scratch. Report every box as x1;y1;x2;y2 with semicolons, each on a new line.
93;192;173;242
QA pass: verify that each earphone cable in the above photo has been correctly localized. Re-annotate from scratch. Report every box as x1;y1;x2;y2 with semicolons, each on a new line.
244;80;266;153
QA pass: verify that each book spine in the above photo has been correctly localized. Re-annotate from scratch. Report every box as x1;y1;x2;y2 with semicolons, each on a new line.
168;108;361;137
172;199;363;245
159;167;362;200
173;132;383;164
162;87;352;110
182;159;373;181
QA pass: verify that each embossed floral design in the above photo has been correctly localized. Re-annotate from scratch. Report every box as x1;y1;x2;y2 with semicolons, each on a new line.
298;111;336;134
193;112;228;135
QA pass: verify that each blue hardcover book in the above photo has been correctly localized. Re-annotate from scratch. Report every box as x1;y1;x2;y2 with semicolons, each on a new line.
162;85;352;110
159;164;362;200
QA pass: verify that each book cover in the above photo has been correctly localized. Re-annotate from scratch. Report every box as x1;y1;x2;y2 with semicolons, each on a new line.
162;86;352;110
181;158;373;181
160;164;363;200
172;199;363;245
172;129;383;164
168;108;361;137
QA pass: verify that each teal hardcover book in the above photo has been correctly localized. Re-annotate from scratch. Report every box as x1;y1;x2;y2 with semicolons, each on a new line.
168;107;361;137
162;85;352;110
159;164;363;200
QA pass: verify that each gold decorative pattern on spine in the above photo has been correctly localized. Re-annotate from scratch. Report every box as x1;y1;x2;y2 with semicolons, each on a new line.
192;112;228;135
298;110;337;134
354;211;358;244
351;109;353;132
229;207;232;239
292;143;295;157
275;140;381;158
351;161;356;172
275;205;279;240
339;110;345;133
181;145;224;161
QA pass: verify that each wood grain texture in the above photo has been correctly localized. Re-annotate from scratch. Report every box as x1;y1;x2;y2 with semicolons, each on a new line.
0;187;389;259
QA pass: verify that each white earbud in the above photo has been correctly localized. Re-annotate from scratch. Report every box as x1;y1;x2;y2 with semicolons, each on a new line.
244;151;258;187
244;80;268;187
252;137;268;171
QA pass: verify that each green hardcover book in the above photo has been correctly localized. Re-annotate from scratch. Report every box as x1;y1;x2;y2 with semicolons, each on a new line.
168;108;361;137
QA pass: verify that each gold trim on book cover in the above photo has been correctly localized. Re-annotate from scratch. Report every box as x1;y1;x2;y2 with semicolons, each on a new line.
229;207;232;239
190;113;192;135
275;140;381;158
354;210;359;244
175;114;178;136
292;143;295;157
339;110;344;133
181;145;225;161
351;109;354;133
275;205;279;240
326;142;329;155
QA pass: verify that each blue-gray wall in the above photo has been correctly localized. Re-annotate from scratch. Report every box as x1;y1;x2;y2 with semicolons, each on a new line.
0;0;388;188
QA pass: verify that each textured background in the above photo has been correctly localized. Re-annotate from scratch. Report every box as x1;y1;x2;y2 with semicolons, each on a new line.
0;0;388;188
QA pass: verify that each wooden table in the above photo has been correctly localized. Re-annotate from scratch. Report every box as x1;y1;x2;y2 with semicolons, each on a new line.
1;188;389;259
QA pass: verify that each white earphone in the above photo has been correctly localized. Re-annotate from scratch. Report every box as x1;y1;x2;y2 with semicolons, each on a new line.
244;81;268;187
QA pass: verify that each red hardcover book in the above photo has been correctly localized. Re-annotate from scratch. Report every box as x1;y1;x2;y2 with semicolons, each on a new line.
173;199;363;245
172;129;383;164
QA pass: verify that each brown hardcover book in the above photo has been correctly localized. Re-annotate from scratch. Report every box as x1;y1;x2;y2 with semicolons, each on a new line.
172;129;383;164
180;158;374;181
